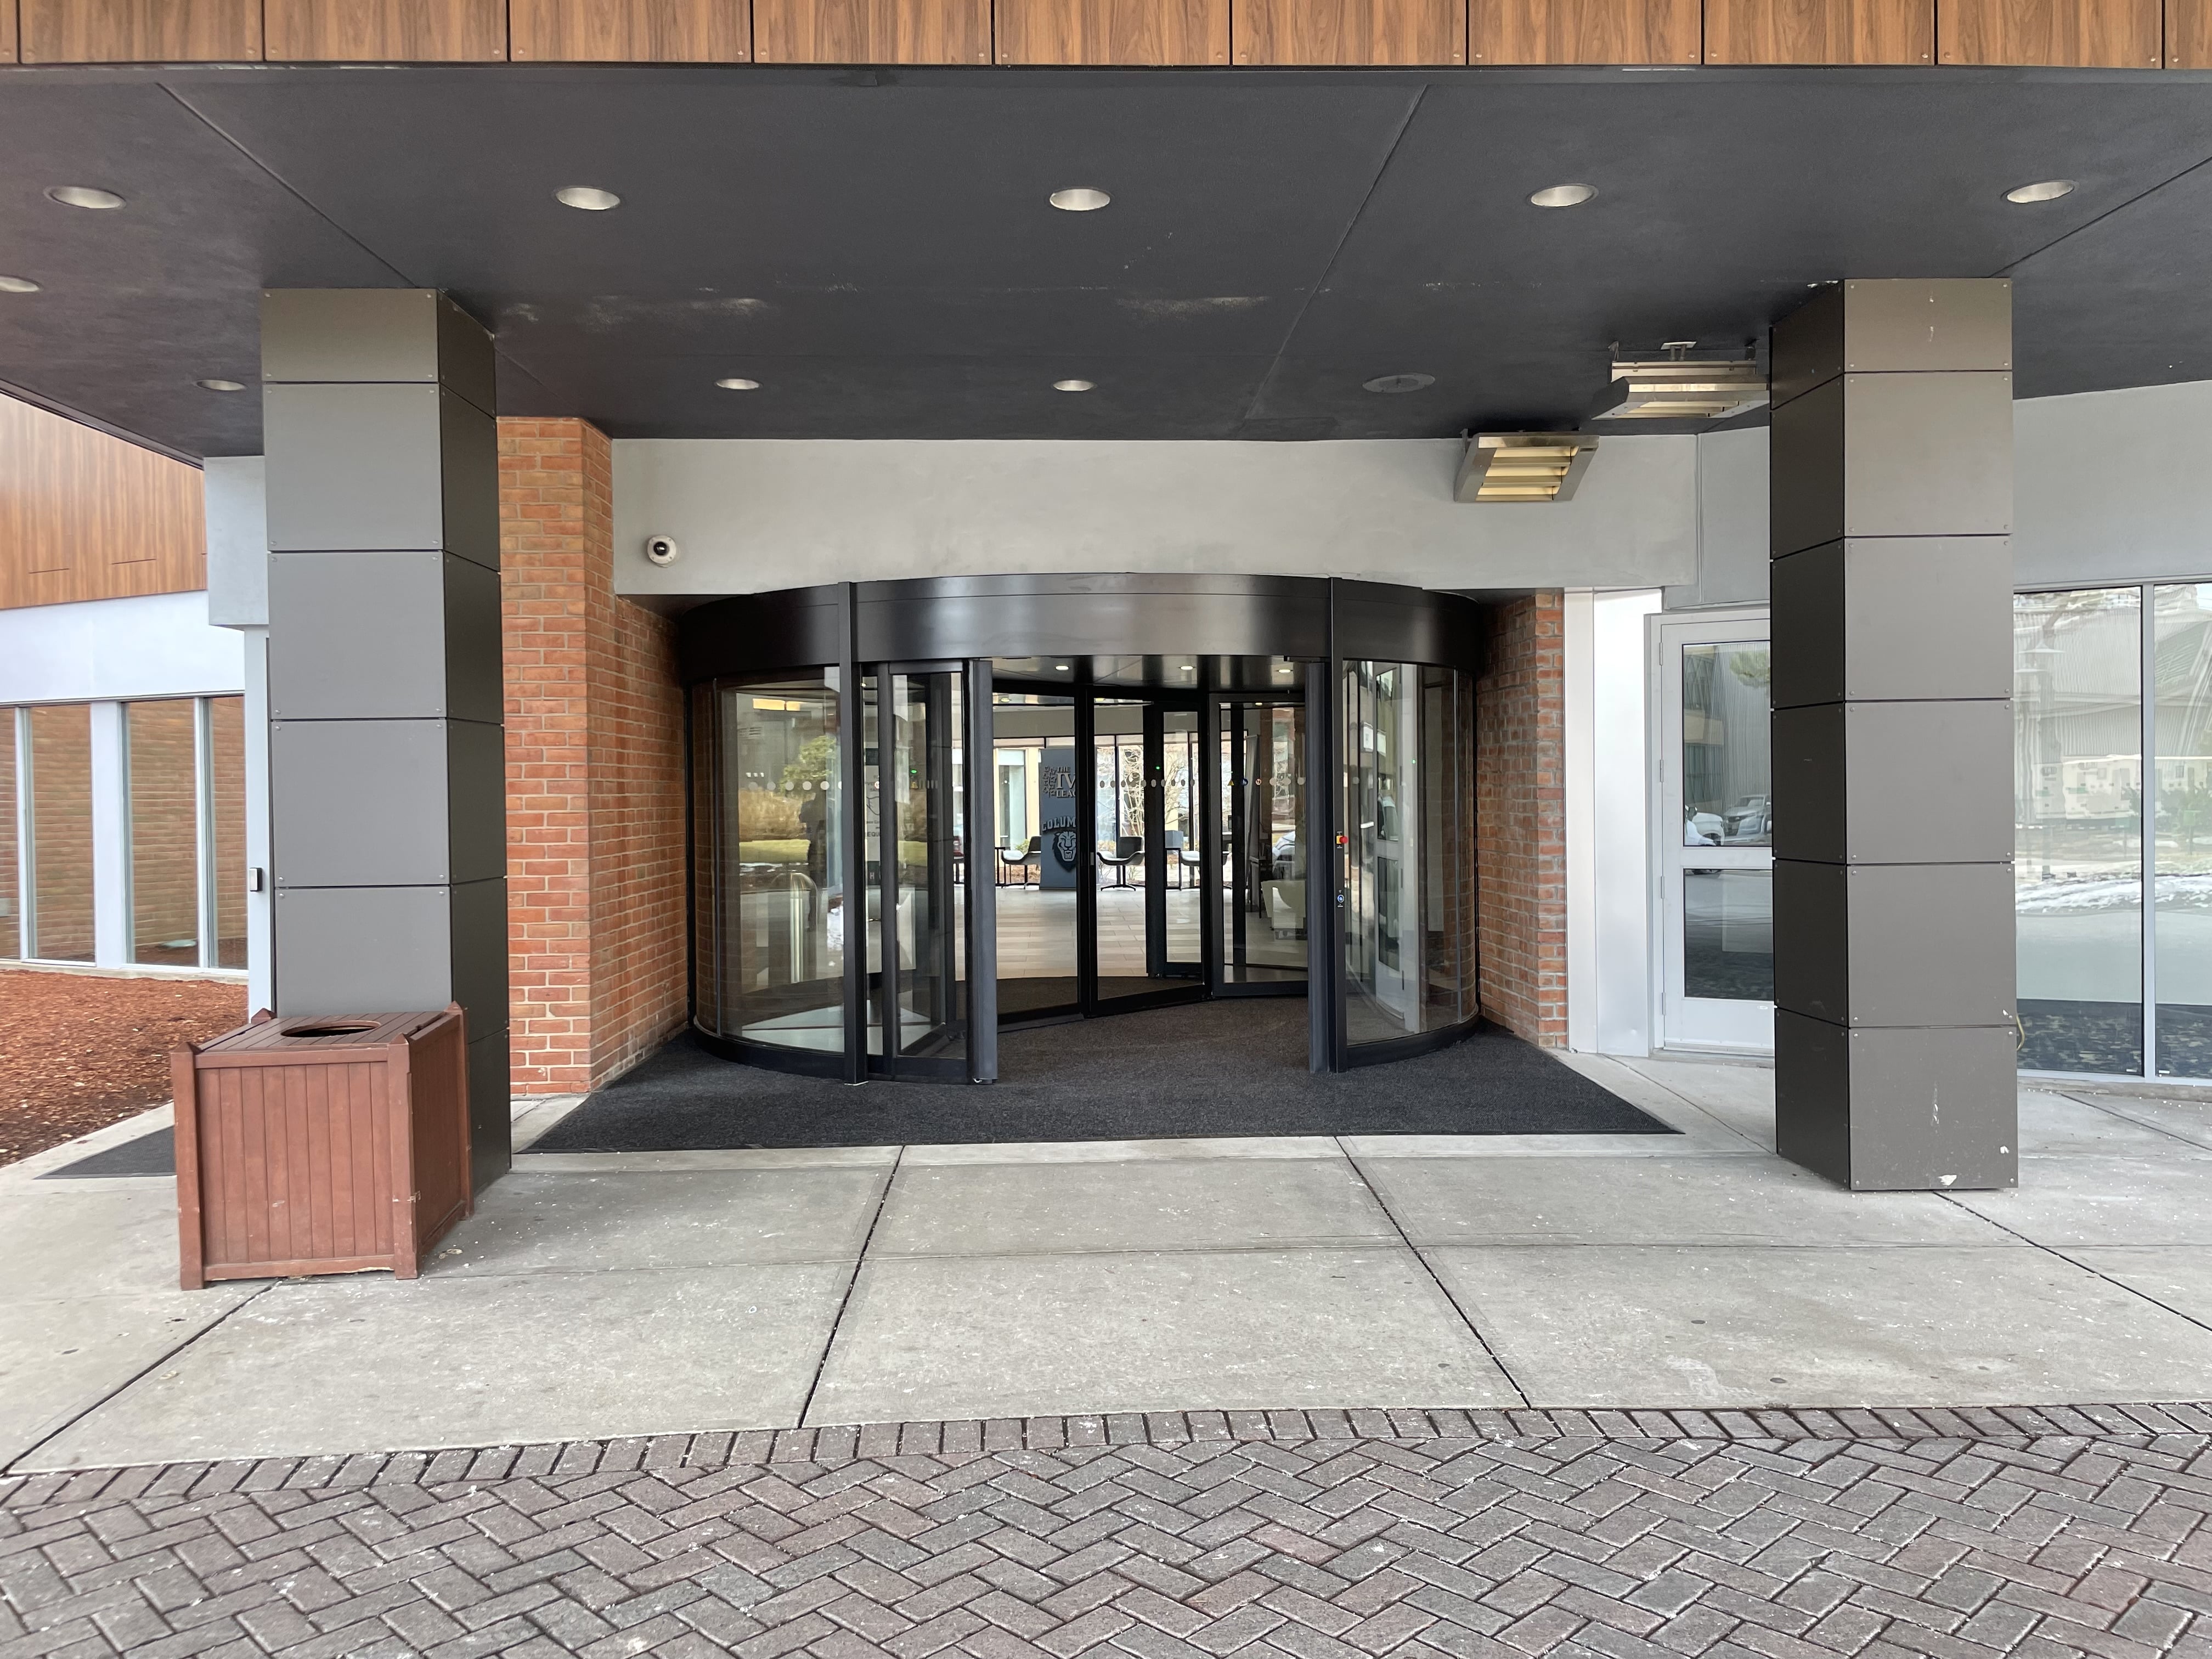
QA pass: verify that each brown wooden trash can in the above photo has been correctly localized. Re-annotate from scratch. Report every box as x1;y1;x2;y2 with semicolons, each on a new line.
172;1005;474;1290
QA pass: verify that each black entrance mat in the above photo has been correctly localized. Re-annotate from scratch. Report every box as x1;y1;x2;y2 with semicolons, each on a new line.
38;1125;176;1179
529;1000;1675;1152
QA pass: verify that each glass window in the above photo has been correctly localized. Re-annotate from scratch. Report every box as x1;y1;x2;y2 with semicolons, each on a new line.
1681;644;1772;847
0;713;18;961
129;699;200;966
1221;701;1306;984
992;684;1078;1019
1683;870;1774;1000
1344;662;1475;1046
208;696;246;969
708;675;846;1054
869;670;967;1063
2015;589;2143;1075
29;704;94;963
2155;584;2212;1078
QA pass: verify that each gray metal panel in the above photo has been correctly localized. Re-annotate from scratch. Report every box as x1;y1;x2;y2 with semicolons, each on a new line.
263;382;447;552
448;876;510;1039
272;883;455;1013
1775;1011;2018;1191
1773;701;2013;865
267;550;452;720
1768;374;1845;557
466;1028;512;1193
433;293;499;416
1842;699;2013;864
261;289;441;386
442;554;505;724
1842;372;2013;538
1768;282;1843;411
1840;278;2013;375
1768;543;1844;712
445;720;509;884
1774;858;2015;1028
271;717;452;886
1771;537;2013;709
202;455;270;630
1770;703;1846;866
438;386;501;570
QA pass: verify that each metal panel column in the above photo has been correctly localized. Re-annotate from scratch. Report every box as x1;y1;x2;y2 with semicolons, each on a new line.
260;289;510;1191
1769;279;2017;1190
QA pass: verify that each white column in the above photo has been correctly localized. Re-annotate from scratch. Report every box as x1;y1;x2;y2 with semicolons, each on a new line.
89;699;131;966
242;629;273;1012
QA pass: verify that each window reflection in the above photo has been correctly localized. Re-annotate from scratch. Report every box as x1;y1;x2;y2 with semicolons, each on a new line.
2015;589;2143;1075
0;714;17;961
702;675;847;1054
1682;644;1772;848
1344;661;1476;1046
30;704;94;963
128;699;200;966
1683;871;1774;1000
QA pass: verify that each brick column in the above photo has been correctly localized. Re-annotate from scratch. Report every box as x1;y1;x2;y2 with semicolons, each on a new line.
499;419;687;1093
1475;592;1567;1046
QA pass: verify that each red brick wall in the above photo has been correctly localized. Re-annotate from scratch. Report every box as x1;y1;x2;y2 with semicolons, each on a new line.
500;418;687;1093
1475;592;1567;1047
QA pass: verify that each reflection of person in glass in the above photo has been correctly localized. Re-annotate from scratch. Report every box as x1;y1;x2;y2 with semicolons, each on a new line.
798;782;827;886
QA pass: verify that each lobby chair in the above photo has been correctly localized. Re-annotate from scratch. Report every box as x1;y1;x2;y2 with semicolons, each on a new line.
998;838;1041;887
1099;836;1141;889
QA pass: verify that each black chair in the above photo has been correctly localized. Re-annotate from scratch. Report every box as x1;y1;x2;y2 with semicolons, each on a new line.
1098;835;1142;889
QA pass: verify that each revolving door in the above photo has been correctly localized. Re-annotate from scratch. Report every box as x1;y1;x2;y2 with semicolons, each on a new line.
684;575;1486;1081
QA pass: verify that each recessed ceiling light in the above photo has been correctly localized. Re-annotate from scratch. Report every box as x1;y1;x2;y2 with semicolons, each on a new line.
2005;179;2075;204
715;377;760;390
1363;373;1435;394
1054;663;1070;670
1053;379;1094;392
1049;188;1111;212
198;378;246;392
0;276;40;294
48;185;123;210
555;187;621;211
1529;183;1596;208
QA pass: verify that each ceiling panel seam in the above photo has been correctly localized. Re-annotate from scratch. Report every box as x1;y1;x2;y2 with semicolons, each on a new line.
1239;84;1430;430
159;81;420;291
1995;145;2212;278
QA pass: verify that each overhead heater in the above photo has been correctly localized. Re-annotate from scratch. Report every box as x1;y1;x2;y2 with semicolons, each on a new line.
1590;341;1767;423
1453;432;1600;503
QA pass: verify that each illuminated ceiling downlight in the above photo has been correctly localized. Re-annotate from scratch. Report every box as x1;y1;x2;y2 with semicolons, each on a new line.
1590;344;1767;423
1453;433;1600;503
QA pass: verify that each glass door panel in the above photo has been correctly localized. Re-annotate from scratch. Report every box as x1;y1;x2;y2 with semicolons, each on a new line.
1093;695;1203;1009
1344;664;1422;1042
1161;708;1201;973
1217;698;1307;990
992;683;1079;1020
2157;583;2212;1077
871;669;967;1071
1656;622;1774;1052
711;675;845;1055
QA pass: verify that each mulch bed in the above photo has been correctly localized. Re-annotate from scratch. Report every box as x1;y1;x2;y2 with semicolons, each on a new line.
0;969;247;1166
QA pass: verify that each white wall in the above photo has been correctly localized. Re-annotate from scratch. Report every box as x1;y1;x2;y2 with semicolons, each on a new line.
612;436;1701;599
0;590;244;704
1661;380;2212;611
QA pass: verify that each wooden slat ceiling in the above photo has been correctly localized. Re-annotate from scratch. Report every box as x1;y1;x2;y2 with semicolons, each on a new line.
0;0;2198;63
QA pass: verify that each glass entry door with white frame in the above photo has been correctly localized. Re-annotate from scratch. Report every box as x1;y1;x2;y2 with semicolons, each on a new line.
1655;614;1774;1052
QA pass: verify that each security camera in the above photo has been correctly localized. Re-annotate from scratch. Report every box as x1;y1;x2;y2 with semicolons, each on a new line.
643;534;681;567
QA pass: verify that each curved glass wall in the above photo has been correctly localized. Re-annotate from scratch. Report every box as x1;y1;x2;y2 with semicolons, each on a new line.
694;674;847;1059
1342;662;1478;1049
683;577;1488;1081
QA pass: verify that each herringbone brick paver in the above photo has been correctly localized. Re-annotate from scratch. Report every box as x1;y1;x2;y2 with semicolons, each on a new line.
5;1416;2211;1657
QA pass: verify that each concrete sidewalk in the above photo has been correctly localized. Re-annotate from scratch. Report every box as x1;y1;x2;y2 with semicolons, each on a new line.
7;1056;2212;1474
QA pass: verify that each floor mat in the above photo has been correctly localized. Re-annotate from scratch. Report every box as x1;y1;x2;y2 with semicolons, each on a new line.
531;1000;1675;1151
38;1125;174;1178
